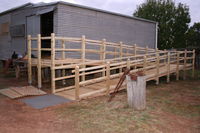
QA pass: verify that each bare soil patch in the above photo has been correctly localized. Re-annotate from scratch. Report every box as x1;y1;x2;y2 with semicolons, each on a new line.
0;73;75;133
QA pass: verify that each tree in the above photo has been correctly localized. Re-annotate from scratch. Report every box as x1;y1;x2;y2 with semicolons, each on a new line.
134;0;191;49
186;22;200;48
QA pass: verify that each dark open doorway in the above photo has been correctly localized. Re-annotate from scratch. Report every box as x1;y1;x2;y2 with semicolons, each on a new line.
40;11;53;58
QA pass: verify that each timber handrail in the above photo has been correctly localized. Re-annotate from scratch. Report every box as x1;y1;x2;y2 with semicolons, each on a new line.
27;33;195;99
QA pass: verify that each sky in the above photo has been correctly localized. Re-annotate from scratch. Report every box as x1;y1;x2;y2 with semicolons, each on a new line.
0;0;199;25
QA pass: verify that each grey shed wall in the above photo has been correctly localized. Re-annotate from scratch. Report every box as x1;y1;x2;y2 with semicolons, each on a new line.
0;13;11;60
0;5;56;60
55;4;156;48
10;6;33;57
10;5;56;57
0;2;157;60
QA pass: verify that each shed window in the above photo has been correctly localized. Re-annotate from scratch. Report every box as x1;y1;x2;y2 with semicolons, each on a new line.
0;22;9;34
10;24;25;37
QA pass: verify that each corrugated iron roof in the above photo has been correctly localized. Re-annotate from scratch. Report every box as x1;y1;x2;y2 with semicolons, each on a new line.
0;3;33;16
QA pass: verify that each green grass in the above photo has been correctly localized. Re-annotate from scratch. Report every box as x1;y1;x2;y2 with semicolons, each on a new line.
179;69;200;80
57;93;160;133
149;80;200;118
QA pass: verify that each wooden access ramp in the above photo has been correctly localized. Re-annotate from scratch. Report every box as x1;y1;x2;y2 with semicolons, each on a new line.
27;34;195;101
55;63;191;100
0;86;46;99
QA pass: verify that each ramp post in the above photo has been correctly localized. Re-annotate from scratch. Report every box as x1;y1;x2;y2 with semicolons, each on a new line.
183;49;187;80
81;35;86;82
133;44;137;69
143;56;147;74
101;39;106;77
167;52;170;83
106;62;110;95
51;33;56;93
37;34;42;89
119;42;123;73
192;49;195;78
27;35;32;85
176;52;180;80
156;50;160;85
75;65;80;100
61;39;66;85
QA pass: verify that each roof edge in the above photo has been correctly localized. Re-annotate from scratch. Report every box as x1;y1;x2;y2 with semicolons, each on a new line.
0;3;33;16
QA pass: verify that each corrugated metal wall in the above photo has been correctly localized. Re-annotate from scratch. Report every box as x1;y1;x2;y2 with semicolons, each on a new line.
10;7;32;56
0;5;56;60
0;13;11;60
55;4;156;48
10;5;55;57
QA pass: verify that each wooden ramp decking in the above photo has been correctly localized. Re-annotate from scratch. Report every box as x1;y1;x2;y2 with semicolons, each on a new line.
0;86;46;99
55;64;191;100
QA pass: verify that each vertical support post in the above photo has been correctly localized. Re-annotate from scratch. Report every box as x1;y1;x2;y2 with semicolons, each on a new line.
37;34;42;89
120;42;123;58
155;48;158;55
100;40;103;60
62;40;65;59
144;46;148;73
192;49;195;78
156;51;160;85
134;44;137;56
75;65;80;100
27;35;32;85
81;35;86;61
114;47;117;59
106;62;110;95
167;52;170;83
127;58;130;69
143;55;147;74
134;44;137;69
51;33;56;93
119;42;123;73
81;35;86;81
145;46;148;55
62;39;66;85
164;49;167;65
15;65;20;79
183;49;187;80
156;48;159;52
102;39;106;77
176;52;180;80
102;39;106;60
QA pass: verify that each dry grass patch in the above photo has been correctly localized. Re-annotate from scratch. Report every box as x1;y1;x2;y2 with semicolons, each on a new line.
57;79;200;133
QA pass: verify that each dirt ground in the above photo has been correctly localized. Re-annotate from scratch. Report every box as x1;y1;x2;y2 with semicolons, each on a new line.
0;71;200;133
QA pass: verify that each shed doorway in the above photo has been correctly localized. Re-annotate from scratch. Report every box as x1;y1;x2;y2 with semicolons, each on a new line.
40;11;53;58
